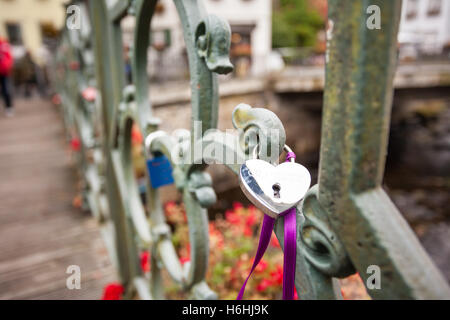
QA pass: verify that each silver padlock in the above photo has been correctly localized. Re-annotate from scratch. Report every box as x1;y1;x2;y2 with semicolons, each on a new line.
239;145;311;218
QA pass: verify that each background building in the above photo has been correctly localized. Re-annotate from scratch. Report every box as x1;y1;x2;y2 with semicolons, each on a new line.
122;0;272;80
0;0;271;78
204;0;272;77
398;0;450;59
0;0;67;65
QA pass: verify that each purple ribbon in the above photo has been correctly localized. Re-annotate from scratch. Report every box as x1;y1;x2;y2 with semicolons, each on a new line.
237;152;298;300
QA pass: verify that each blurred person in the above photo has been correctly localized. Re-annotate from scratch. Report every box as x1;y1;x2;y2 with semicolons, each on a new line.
36;45;51;97
10;45;26;90
0;37;14;117
15;50;37;98
123;44;132;85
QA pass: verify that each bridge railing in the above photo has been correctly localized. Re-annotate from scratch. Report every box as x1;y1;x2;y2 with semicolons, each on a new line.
52;0;450;299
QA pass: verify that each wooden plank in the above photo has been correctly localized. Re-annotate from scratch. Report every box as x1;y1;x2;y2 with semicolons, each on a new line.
0;98;116;300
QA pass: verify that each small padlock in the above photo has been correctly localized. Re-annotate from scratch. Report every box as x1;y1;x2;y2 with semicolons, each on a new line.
145;131;174;189
146;155;174;189
239;144;311;218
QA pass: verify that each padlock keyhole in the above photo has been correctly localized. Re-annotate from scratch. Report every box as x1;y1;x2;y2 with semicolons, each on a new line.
272;183;281;198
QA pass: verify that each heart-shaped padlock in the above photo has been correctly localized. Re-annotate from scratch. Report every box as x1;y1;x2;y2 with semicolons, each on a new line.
239;145;311;218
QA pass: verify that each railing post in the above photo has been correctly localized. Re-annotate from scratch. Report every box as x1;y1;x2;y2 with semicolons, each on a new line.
87;0;140;291
315;0;450;299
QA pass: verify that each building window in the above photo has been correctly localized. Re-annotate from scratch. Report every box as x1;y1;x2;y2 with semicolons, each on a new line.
427;0;442;16
406;0;419;20
151;29;171;51
40;22;60;47
155;2;165;15
6;23;23;45
230;25;254;78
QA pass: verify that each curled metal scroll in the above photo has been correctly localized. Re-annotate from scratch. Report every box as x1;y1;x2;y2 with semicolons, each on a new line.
195;14;233;74
300;185;354;278
89;0;236;298
232;103;286;164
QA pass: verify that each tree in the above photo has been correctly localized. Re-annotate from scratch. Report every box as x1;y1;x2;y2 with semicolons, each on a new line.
272;0;325;49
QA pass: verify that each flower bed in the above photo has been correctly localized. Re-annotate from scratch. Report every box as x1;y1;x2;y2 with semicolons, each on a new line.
158;201;369;300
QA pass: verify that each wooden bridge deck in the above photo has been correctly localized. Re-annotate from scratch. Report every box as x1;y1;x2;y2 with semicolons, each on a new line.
0;98;116;299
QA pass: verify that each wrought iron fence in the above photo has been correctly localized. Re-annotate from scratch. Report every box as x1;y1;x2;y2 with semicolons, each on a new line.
52;0;450;299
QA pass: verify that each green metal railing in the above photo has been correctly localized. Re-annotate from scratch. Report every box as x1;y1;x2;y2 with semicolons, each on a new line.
52;0;450;299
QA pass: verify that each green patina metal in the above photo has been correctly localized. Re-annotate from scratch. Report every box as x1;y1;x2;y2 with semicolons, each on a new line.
274;0;450;300
317;0;450;299
53;0;450;299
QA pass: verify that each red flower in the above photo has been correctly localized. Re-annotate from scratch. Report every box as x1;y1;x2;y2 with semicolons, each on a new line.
52;94;61;105
179;244;191;265
101;283;124;300
255;259;268;273
256;279;273;292
164;201;177;218
243;225;253;237
140;251;151;273
341;288;346;300
69;61;80;71
232;202;243;210
245;206;258;227
209;221;218;233
230;260;244;282
209;222;224;249
131;124;143;145
82;87;97;102
70;138;81;152
270;265;283;286
294;287;299;300
165;201;177;211
270;234;281;248
225;210;240;225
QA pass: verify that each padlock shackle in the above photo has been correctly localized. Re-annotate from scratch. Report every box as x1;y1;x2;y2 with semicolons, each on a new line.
144;131;166;157
283;144;293;154
252;143;295;162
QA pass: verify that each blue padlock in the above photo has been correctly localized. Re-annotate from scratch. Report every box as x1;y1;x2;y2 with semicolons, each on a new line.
146;155;175;189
